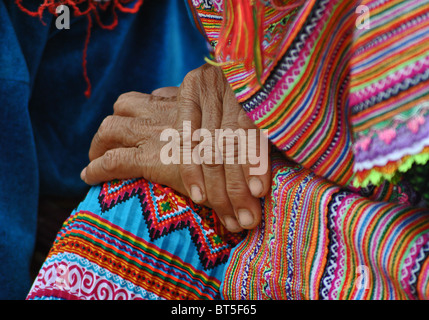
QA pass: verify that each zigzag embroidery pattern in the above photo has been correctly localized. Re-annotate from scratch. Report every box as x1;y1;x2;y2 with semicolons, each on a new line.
97;178;244;270
351;68;429;115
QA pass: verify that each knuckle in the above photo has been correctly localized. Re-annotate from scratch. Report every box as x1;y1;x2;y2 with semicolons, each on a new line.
193;134;222;165
113;92;145;113
184;68;200;82
113;93;129;112
202;161;223;170
90;128;102;149
132;149;144;168
98;116;115;139
128;118;145;139
88;137;101;161
218;129;247;164
101;150;120;173
181;70;203;97
179;163;195;177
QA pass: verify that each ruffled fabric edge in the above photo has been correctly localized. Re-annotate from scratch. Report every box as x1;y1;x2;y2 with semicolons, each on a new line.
353;147;429;188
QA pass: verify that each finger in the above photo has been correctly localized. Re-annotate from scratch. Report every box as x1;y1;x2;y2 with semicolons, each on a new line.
113;91;177;120
202;162;243;233
177;67;241;232
219;130;263;229
82;147;145;185
220;91;262;229
237;108;272;198
223;161;263;229
88;115;155;161
175;70;207;205
151;86;179;98
196;69;243;232
218;124;263;229
113;92;148;117
82;146;187;195
199;104;243;233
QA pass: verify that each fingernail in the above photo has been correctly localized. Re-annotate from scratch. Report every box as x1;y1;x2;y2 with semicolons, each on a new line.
223;215;241;232
248;177;263;197
80;168;87;181
238;209;254;227
190;185;203;203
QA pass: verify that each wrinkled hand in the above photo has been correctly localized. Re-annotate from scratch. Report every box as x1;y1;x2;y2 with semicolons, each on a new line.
80;89;187;196
81;65;271;233
175;64;271;232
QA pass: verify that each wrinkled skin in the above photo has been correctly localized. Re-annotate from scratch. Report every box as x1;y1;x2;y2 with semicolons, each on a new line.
81;64;271;232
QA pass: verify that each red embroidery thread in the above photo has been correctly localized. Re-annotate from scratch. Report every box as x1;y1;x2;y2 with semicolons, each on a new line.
15;0;144;98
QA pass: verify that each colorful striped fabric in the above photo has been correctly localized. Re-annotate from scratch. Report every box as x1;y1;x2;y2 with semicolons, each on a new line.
27;0;429;301
193;0;356;186
191;0;429;188
350;0;429;187
27;158;429;300
221;155;339;299
27;179;243;300
221;154;429;299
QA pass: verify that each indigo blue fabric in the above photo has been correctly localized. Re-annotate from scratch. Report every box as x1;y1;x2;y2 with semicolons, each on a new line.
0;0;208;299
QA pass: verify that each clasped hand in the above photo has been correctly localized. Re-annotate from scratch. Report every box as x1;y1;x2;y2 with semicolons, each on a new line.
80;64;271;232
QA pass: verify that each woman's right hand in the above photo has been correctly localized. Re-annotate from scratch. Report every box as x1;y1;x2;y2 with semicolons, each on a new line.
175;64;271;232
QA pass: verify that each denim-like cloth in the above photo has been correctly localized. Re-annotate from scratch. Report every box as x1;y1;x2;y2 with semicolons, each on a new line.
0;0;208;299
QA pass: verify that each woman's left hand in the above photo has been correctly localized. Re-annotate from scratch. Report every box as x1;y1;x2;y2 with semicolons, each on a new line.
80;89;188;197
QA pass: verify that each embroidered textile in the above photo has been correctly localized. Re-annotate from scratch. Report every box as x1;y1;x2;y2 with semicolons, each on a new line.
191;0;429;188
27;0;429;301
221;155;429;299
27;180;244;300
350;0;429;187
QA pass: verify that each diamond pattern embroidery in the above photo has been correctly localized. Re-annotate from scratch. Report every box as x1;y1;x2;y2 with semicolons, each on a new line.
98;178;244;269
